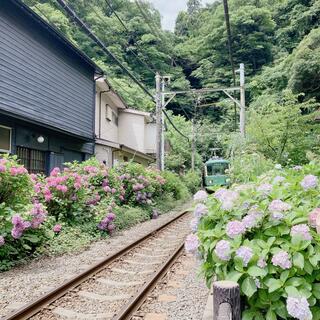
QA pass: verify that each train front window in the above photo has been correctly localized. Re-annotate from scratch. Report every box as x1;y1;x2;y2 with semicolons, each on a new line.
207;163;229;175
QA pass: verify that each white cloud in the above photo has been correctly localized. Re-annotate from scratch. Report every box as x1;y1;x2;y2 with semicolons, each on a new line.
150;0;216;31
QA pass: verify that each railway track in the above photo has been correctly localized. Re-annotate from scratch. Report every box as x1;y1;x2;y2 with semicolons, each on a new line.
2;210;191;320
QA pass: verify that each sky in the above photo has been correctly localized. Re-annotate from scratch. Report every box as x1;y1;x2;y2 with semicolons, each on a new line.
150;0;216;31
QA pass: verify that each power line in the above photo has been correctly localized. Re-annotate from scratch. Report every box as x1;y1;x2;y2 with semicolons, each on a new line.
100;0;157;74
89;0;156;75
134;0;177;67
163;109;189;141
55;0;154;100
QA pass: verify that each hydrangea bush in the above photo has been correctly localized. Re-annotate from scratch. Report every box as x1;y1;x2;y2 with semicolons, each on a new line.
0;156;49;270
191;162;320;319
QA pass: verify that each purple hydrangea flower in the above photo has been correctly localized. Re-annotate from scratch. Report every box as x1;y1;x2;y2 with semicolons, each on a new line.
293;165;303;171
214;240;231;261
286;297;312;320
193;190;208;202
291;224;312;241
257;258;267;268
268;200;291;220
0;236;5;246
194;203;208;218
273;176;285;184
257;183;273;196
236;246;253;267
242;209;262;230
11;215;30;239
254;278;261;288
272;250;292;269
301;175;318;190
226;220;245;238
190;218;199;232
53;224;62;233
185;234;199;254
215;189;239;211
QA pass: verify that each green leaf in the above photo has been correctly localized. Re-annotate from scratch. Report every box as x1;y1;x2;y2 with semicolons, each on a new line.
312;283;320;299
286;277;305;287
226;270;243;282
280;270;290;283
247;266;267;278
285;286;300;298
265;278;283;293
241;277;257;298
293;252;304;269
266;308;277;320
242;309;256;320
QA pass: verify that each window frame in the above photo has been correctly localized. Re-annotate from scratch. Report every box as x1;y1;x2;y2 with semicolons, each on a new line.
0;125;12;153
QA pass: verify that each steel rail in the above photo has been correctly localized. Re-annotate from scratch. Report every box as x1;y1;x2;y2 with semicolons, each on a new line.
2;210;189;320
112;241;185;320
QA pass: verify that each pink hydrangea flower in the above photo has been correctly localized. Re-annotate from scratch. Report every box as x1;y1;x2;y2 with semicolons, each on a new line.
215;189;239;211
50;167;60;177
272;250;292;269
104;185;111;193
214;240;231;261
11;215;30;239
10;166;27;176
236;246;253;266
226;220;245;238
0;236;5;246
308;208;320;228
193;190;208;202
0;165;6;173
286;297;312;320
300;175;318;190
291;224;312;241
56;185;68;193
185;234;199;254
74;182;81;190
53;224;62;233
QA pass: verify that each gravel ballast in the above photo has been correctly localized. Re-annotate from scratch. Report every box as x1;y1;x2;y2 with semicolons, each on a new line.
0;202;191;319
136;253;209;320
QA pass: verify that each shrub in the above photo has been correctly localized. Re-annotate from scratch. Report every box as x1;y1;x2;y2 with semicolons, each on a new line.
0;156;49;270
183;170;202;194
113;205;150;230
194;161;320;319
161;170;189;201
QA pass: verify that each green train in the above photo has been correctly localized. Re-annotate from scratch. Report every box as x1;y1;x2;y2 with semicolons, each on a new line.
203;158;231;190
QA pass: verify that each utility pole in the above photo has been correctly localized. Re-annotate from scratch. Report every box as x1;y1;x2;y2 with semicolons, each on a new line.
222;0;237;132
160;78;165;171
191;118;195;171
155;73;162;170
239;63;246;137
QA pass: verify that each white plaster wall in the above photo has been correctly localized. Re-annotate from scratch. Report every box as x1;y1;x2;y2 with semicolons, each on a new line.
144;123;156;154
95;88;118;143
95;144;113;167
118;112;145;153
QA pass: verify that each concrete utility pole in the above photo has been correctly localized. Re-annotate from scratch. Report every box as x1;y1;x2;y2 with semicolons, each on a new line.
160;78;165;171
238;63;245;137
155;73;162;170
191;118;195;171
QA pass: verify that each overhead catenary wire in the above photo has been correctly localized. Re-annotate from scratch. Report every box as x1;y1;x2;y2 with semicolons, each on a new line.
55;0;154;100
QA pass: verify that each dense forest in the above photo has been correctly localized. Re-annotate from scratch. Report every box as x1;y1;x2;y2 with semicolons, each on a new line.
24;0;320;173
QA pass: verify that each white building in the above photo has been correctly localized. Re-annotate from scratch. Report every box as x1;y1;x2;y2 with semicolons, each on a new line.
95;77;156;167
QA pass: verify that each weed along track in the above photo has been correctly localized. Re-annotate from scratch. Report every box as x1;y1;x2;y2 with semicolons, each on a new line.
3;210;191;320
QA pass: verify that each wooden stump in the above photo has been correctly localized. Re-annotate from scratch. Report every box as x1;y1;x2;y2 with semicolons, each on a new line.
213;281;241;320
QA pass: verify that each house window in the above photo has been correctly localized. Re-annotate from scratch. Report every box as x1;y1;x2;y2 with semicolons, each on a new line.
105;104;112;121
0;125;12;153
16;147;46;174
